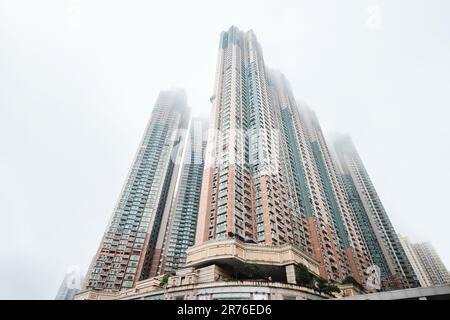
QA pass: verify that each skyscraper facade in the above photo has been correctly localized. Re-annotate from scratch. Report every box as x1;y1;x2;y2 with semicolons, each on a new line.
412;241;450;286
399;235;433;287
299;105;372;285
84;89;189;292
195;26;372;285
268;71;370;284
331;135;419;289
149;118;208;276
196;27;296;248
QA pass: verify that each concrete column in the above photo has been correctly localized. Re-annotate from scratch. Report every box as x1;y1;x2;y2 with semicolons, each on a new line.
286;264;296;284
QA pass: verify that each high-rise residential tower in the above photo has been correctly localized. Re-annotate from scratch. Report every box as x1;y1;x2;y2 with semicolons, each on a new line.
412;241;450;286
195;26;370;286
331;135;419;289
149;118;208;276
84;89;189;292
399;235;433;287
196;26;296;247
298;104;372;285
268;71;371;284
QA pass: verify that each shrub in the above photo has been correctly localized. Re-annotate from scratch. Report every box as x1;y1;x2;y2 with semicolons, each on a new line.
294;263;341;296
294;263;314;288
160;274;170;287
342;275;364;291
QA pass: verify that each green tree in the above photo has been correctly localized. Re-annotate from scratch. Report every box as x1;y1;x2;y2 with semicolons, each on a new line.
294;263;314;288
315;276;341;295
294;264;341;296
160;274;170;287
342;275;364;291
240;264;265;279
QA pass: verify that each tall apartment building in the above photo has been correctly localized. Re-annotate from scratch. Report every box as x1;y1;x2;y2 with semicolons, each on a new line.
195;26;371;285
84;89;190;292
399;235;433;287
268;71;371;284
196;26;295;247
331;135;419;289
298;105;372;285
412;241;450;286
149;118;208;276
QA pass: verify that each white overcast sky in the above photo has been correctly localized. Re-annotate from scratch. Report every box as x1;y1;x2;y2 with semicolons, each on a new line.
1;0;449;299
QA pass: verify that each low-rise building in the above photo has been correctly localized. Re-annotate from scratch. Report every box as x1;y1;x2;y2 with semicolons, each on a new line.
76;239;339;300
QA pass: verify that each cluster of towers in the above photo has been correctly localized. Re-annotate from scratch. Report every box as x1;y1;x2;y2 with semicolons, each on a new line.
83;26;421;294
